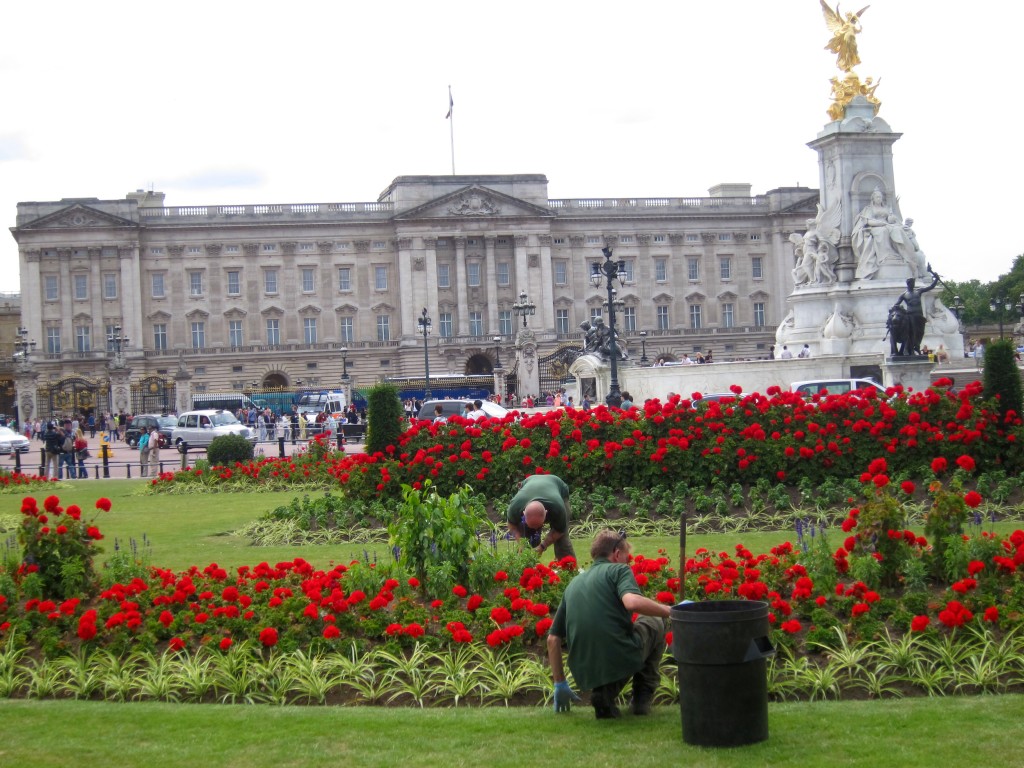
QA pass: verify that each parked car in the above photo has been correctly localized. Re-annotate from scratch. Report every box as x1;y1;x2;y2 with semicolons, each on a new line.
790;378;887;397
0;426;30;455
416;399;510;421
171;410;257;452
125;414;177;448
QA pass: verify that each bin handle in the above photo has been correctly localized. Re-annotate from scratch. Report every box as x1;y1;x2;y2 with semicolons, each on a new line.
744;635;775;662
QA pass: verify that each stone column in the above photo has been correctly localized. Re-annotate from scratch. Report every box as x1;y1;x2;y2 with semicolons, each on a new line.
173;352;193;414
454;237;469;336
485;236;499;333
515;327;539;399
397;237;415;338
538;235;554;330
14;366;39;432
514;234;530;307
108;363;133;415
21;249;42;341
57;248;73;346
423;238;439;319
120;242;142;348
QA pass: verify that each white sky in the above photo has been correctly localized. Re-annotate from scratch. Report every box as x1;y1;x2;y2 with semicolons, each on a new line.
1;1;1019;293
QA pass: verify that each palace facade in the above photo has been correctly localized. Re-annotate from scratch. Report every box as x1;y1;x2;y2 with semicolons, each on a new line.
10;174;817;419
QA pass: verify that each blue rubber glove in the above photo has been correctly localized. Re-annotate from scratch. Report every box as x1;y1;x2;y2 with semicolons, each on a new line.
553;680;581;712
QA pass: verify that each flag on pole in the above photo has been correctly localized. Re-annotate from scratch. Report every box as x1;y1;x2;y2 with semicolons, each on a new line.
445;85;453;119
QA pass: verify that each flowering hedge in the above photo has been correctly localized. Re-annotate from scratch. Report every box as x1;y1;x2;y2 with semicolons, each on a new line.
148;381;1023;503
4;460;1024;671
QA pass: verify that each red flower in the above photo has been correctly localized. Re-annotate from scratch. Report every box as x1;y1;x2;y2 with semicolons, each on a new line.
219;637;233;650
86;526;103;540
983;607;999;623
323;625;341;639
955;455;976;472
407;577;420;588
910;615;930;632
780;619;802;634
872;474;889;488
259;627;279;646
452;585;468;598
490;606;512;625
930;457;948;475
964;491;982;508
900;481;915;495
95;497;113;512
466;594;483;611
168;637;185;652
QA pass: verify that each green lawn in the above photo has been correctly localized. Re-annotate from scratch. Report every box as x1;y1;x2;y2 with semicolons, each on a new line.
4;480;808;572
1;696;1022;768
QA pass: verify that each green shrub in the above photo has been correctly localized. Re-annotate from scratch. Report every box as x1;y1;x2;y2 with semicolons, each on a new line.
388;481;488;584
366;382;403;455
207;434;255;465
983;338;1023;420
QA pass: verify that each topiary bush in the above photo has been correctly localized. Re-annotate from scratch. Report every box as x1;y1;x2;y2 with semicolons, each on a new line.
983;338;1023;421
207;434;255;466
366;382;403;455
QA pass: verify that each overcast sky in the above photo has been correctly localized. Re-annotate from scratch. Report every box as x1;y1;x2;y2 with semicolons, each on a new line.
2;1;1019;293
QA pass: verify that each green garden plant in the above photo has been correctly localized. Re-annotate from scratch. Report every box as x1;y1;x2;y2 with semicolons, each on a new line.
206;434;255;466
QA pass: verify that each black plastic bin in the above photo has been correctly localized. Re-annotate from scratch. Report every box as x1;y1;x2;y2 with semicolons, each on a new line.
671;599;774;747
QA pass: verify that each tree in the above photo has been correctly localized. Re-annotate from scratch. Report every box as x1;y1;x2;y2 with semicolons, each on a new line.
365;382;404;455
982;339;1023;421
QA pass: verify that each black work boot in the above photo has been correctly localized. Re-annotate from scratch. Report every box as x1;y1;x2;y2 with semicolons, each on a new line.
630;688;653;715
591;687;621;719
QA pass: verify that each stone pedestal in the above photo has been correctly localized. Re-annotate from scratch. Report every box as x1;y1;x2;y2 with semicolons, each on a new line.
881;356;934;393
515;329;539;399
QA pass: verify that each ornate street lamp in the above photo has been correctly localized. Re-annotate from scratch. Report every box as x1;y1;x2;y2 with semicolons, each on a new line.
512;290;536;328
639;330;649;365
988;294;1024;340
13;326;35;364
590;246;629;406
950;295;965;321
418;308;432;399
107;324;129;366
340;345;350;382
492;335;502;369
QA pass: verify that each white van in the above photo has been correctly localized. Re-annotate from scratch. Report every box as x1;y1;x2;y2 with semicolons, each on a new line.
295;391;347;422
790;378;886;397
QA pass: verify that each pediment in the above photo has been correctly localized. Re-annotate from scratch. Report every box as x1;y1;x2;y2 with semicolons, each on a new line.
261;305;285;317
393;185;554;221
20;203;136;230
334;304;359;314
716;290;738;301
298;304;322;315
148;310;172;321
652;292;674;303
223;307;248;319
185;309;210;320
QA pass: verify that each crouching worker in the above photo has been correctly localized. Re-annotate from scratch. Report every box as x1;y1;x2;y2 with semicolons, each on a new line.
506;474;576;559
547;529;670;718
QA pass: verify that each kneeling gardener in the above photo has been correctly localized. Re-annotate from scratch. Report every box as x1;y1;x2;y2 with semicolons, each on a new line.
506;474;576;559
547;529;670;718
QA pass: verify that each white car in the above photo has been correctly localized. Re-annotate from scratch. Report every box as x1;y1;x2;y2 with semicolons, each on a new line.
171;409;256;452
790;378;887;397
416;399;510;421
0;426;31;455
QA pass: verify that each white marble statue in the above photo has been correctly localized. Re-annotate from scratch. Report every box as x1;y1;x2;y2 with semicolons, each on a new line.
853;187;923;280
823;301;857;339
790;200;841;286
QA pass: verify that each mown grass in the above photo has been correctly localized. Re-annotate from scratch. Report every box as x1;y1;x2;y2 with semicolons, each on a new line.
1;696;1022;768
4;479;1022;573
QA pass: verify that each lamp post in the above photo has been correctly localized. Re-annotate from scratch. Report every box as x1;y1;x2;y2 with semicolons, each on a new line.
339;344;350;406
13;326;35;365
950;295;965;321
639;330;649;365
590;246;628;406
418;308;432;399
492;336;502;369
988;294;1024;340
512;290;536;328
107;324;129;356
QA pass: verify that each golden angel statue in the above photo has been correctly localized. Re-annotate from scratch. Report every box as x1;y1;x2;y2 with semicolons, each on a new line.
821;1;869;73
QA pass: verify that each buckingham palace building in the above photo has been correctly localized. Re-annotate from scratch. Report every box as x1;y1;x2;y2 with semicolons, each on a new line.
8;174;817;419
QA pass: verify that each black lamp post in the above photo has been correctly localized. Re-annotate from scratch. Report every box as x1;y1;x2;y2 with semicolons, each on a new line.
14;326;35;363
492;336;502;369
108;324;129;361
950;295;965;321
590;246;628;406
512;290;536;328
418;308;432;399
340;345;349;382
988;294;1024;340
639;330;649;365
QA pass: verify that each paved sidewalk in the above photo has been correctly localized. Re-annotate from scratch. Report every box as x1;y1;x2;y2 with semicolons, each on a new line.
4;431;367;480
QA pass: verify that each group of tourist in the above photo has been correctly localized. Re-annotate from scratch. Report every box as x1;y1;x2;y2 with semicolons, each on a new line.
40;418;91;480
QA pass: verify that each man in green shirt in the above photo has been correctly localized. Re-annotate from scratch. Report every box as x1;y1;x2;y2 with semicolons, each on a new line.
506;474;576;559
547;529;670;718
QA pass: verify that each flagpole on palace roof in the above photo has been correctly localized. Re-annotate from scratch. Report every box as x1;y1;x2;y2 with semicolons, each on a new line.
446;85;455;175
